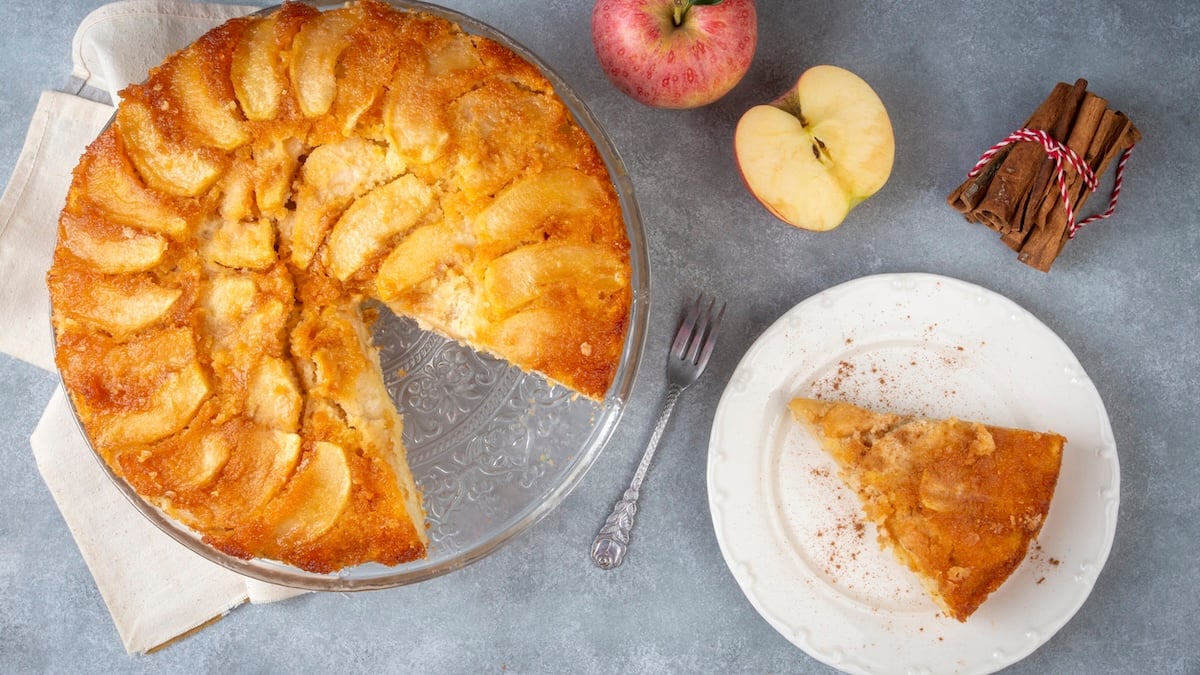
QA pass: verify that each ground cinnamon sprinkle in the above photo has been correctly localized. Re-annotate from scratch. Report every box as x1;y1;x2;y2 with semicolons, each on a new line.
828;360;855;391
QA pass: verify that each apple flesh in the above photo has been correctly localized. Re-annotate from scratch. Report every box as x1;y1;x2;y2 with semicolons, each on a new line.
734;65;894;231
592;0;757;109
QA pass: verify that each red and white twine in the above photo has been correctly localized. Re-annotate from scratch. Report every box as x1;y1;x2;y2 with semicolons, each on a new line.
967;127;1135;238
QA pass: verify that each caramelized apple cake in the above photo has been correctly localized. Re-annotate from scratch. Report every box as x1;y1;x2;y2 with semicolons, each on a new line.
788;398;1064;621
46;0;632;573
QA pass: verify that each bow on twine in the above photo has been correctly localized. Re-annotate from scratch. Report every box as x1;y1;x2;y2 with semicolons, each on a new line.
968;127;1135;239
947;79;1141;272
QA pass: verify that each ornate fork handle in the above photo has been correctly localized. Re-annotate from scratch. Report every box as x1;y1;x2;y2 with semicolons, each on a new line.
590;383;683;569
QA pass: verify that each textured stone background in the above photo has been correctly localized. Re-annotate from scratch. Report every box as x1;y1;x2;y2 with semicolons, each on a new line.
1;1;1196;672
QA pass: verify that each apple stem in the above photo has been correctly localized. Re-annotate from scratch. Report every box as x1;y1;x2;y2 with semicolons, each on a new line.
672;0;690;26
672;0;723;27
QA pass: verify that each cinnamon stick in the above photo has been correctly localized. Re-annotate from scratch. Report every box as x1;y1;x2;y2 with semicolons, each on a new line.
947;79;1141;271
1018;111;1140;270
1002;91;1109;252
973;80;1087;233
947;145;1011;215
1010;85;1099;237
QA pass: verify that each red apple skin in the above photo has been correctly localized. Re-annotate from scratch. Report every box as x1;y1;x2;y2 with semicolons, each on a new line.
592;0;757;109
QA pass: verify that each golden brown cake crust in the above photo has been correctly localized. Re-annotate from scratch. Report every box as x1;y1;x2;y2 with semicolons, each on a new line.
47;0;632;573
788;397;1064;621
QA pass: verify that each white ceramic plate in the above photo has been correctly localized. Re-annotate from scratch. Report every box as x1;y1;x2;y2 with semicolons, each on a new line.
707;273;1119;675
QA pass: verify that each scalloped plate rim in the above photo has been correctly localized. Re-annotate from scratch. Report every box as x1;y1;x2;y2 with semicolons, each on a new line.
706;272;1119;675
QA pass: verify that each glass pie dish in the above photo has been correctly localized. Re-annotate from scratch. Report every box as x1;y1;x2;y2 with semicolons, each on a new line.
60;0;650;590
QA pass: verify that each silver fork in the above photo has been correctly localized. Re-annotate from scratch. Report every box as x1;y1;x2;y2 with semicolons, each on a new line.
590;295;726;569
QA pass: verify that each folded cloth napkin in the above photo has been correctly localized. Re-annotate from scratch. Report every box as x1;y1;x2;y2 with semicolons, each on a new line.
0;1;310;655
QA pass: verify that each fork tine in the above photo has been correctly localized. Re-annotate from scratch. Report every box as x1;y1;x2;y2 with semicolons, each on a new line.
696;301;725;369
685;297;716;365
671;295;703;358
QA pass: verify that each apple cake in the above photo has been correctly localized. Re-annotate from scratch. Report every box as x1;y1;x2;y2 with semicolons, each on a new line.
46;0;632;573
788;398;1064;621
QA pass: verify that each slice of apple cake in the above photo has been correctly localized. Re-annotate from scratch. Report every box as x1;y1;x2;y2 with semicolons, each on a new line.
788;397;1064;621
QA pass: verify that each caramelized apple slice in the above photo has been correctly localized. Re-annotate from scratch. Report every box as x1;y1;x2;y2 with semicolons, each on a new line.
322;2;406;136
288;9;358;118
178;426;302;520
242;429;304;511
215;158;257;223
448;77;572;199
373;221;462;300
200;271;290;364
486;306;563;367
289;137;402;269
382;77;450;165
271;441;352;544
383;32;486;166
475;168;610;244
201;273;256;337
75;129;189;237
290;303;381;413
66;275;181;338
202;218;275;270
253;136;304;216
483;242;627;313
325;174;433;281
230;1;320;120
168;42;250;149
60;212;167;274
246;358;303;432
231;16;284;121
161;431;233;491
116;98;225;197
97;360;210;447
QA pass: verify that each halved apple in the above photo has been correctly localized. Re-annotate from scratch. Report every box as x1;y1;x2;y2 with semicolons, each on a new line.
734;65;894;231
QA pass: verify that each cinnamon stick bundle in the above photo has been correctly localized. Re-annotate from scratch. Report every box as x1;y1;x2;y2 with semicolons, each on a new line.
947;79;1141;271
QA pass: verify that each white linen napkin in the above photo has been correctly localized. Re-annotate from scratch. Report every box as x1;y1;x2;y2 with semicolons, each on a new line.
1;1;310;655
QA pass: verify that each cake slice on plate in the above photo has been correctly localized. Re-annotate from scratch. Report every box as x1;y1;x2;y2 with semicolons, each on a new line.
788;397;1065;621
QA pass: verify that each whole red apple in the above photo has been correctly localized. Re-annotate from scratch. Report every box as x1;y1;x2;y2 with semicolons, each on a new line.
592;0;757;109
